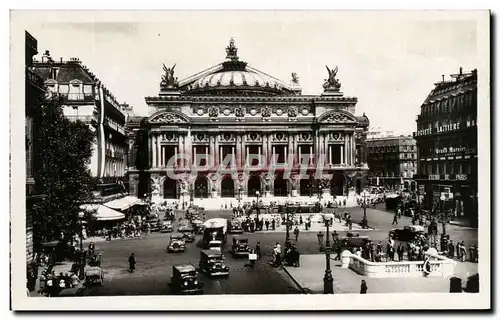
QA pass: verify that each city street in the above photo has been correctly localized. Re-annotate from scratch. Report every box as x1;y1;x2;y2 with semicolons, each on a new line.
59;205;478;296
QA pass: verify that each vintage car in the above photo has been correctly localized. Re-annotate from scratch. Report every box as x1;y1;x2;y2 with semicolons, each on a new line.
338;234;372;251
167;234;186;253
84;266;104;286
178;223;194;233
181;226;196;243
208;239;223;252
198;250;230;277
170;264;203;295
231;236;250;257
160;221;174;233
228;219;244;234
147;219;161;232
389;225;427;241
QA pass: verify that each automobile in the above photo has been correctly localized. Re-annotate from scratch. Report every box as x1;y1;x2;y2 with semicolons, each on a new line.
389;225;427;242
160;221;174;233
198;250;230;277
181;226;196;243
339;233;372;251
231;235;250;257
208;239;223;252
170;264;203;295
167;234;186;253
147;219;161;232
179;223;195;233
228;220;244;234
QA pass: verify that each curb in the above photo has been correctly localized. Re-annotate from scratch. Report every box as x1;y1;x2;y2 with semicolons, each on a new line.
280;265;311;294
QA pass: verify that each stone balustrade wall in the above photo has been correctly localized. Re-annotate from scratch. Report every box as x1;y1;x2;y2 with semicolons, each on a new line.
342;249;456;278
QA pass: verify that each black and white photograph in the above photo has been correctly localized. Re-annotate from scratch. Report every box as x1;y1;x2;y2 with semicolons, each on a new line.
10;9;490;310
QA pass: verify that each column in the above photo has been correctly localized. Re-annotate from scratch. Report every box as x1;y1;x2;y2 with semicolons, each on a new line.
214;135;219;167
294;134;299;165
161;145;165;167
205;146;208;168
272;146;276;164
318;133;324;165
329;145;332;165
257;146;261;167
241;134;246;168
309;145;313;166
152;134;157;168
344;133;349;166
231;146;235;166
298;145;302;166
324;134;329;165
174;146;178;167
262;135;267;165
156;134;161;168
235;135;241;168
340;145;344;164
287;134;292;165
185;128;192;168
351;134;356;165
193;145;197;167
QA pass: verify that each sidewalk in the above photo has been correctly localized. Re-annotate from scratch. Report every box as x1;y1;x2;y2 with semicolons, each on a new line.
282;254;478;294
256;220;369;233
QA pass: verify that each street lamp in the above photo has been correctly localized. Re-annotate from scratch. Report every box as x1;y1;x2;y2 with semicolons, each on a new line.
323;213;334;294
361;190;370;229
78;220;85;280
285;202;291;243
255;190;260;221
237;186;242;209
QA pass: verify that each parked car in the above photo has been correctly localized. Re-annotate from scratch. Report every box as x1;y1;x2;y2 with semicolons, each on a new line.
198;250;229;277
170;264;203;295
167;234;186;253
179;223;194;233
389;225;426;242
231;235;249;257
181;226;196;243
147;219;161;232
339;233;372;251
160;221;174;233
228;220;244;234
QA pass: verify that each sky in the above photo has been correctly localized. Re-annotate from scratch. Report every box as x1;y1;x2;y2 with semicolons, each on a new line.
24;11;480;134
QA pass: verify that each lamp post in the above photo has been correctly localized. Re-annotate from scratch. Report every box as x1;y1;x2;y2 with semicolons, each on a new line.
237;186;242;208
255;190;260;221
323;213;334;294
361;190;369;228
285;202;291;243
78;220;85;280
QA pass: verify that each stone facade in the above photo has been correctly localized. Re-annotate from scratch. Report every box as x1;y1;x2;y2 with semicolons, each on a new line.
127;39;369;203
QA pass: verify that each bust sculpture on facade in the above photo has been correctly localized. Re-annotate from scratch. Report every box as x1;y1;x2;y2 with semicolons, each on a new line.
160;63;178;89
323;65;342;91
291;72;299;84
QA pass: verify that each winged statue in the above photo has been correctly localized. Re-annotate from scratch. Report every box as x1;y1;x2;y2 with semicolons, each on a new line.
161;63;178;88
323;65;341;90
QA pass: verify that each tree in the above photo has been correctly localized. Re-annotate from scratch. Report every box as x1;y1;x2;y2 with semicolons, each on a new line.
32;95;96;246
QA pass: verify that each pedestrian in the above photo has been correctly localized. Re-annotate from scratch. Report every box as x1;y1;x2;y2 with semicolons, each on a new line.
448;241;455;259
456;241;462;260
265;220;269;231
392;213;398;225
294;226;300;242
460;241;467;262
256;241;261;259
299;215;303;225
360;280;368;294
271;219;275;230
128;253;136;273
343;198;347;207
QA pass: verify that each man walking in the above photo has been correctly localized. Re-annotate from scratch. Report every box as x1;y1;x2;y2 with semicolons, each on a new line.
392;212;398;225
294;226;300;242
128;253;136;273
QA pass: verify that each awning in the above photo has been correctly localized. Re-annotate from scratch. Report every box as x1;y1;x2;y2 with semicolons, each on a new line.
104;195;141;211
80;204;99;212
95;205;125;221
78;205;125;221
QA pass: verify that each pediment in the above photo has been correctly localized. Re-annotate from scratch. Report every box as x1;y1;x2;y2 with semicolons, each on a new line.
149;112;189;124
318;111;357;124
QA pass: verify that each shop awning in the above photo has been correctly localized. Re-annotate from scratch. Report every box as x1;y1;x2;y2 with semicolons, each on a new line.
95;205;125;221
104;196;141;211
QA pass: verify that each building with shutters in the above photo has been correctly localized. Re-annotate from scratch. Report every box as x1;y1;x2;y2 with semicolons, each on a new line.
413;68;478;226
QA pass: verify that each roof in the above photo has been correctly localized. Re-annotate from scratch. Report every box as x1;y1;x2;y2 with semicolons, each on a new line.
201;250;223;257
171;39;300;96
173;264;196;273
203;218;227;229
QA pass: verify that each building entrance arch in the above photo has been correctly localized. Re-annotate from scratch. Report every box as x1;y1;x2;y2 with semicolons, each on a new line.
194;176;208;199
274;175;288;197
247;176;261;196
163;177;178;199
221;176;235;198
300;179;313;197
330;173;345;196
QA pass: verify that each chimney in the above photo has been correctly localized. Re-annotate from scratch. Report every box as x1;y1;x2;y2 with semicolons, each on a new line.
442;75;445;82
459;66;463;75
60;57;63;63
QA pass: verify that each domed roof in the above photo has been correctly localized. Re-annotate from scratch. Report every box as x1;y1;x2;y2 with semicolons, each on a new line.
178;38;300;96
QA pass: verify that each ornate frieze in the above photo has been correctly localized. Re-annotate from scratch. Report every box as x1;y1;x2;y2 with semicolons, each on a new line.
329;132;345;141
160;132;179;142
208;106;219;118
288;107;298;118
245;132;262;142
297;132;313;142
218;132;236;142
193;132;209;143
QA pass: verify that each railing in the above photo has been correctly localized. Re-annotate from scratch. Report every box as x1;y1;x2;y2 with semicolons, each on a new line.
343;250;456;278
